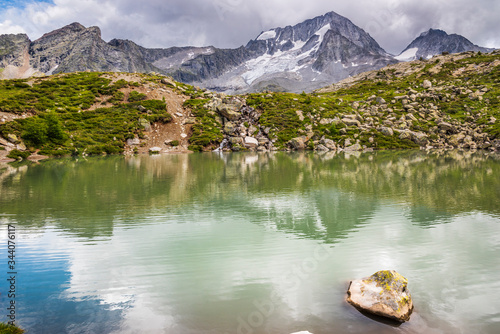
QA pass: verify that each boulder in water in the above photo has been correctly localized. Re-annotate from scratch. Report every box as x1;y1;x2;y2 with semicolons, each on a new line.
347;270;413;322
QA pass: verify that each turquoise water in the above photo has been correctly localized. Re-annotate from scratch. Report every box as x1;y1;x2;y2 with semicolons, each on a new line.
1;151;499;333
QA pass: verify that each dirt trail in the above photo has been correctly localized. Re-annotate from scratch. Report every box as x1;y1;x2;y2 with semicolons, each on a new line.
101;73;194;154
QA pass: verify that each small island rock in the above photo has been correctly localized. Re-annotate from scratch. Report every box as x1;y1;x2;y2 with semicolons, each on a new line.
347;270;413;322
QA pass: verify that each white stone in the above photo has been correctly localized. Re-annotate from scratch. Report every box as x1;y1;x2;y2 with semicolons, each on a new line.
244;136;259;148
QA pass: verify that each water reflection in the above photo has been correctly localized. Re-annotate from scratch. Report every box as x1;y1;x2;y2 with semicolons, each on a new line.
1;150;499;239
1;151;500;333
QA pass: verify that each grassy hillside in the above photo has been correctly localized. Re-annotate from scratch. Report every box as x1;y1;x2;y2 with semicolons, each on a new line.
0;72;177;157
0;50;499;160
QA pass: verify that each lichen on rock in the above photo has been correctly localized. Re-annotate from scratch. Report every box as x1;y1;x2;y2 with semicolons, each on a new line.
347;270;413;322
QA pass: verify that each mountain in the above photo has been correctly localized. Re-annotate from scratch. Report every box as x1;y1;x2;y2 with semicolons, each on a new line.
0;12;398;93
0;22;216;80
170;11;396;93
0;14;495;93
396;28;493;61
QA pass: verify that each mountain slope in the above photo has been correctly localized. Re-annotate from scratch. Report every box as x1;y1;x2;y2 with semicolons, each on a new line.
396;29;493;61
171;11;396;93
0;50;499;162
0;11;397;93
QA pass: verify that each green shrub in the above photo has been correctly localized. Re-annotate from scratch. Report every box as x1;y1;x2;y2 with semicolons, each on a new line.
21;117;48;147
44;112;67;144
188;144;202;152
7;149;31;160
0;322;24;334
170;140;179;146
128;91;147;102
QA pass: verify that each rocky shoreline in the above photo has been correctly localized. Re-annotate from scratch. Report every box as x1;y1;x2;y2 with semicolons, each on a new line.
200;88;500;153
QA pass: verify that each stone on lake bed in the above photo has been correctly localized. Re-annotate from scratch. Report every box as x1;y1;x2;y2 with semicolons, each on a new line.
149;147;162;154
347;270;413;322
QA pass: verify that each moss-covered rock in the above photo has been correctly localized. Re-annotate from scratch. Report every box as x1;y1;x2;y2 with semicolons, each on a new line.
347;270;413;322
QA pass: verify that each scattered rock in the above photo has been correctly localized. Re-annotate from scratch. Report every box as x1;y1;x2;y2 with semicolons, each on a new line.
16;142;27;151
288;137;307;150
7;134;19;143
229;136;244;146
347;270;413;323
379;127;394;136
320;118;335;125
224;122;237;135
316;144;329;151
438;121;456;133
183;117;197;125
244;136;259;148
342;118;361;127
127;138;140;146
138;118;151;132
376;97;386;105
216;97;244;121
296;110;305;121
399;130;412;140
344;143;362;151
320;138;337;151
449;133;466;147
422;80;432;89
410;131;428;145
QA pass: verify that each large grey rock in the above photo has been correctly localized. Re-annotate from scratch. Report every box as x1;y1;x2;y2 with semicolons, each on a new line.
342;118;361;127
344;143;362;151
449;133;466;147
398;130;412;140
316;144;329;151
410;131;428;145
244;136;259;148
347;270;413;322
229;136;244;146
288;137;307;150
16;142;27;151
438;121;456;133
379;127;394;136
320;138;337;151
224;122;237;135
422;80;432;89
216;97;244;121
126;138;140;146
138;118;151;131
7;134;19;143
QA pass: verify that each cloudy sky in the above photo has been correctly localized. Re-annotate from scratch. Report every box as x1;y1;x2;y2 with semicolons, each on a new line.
0;0;498;55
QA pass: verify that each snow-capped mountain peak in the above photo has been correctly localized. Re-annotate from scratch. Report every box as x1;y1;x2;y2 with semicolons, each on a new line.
397;28;493;61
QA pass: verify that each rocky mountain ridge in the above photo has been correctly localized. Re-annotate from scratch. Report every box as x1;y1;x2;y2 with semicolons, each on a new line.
0;12;496;94
396;28;493;61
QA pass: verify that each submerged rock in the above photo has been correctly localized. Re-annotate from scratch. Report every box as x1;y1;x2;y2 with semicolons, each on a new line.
347;270;413;322
148;147;162;154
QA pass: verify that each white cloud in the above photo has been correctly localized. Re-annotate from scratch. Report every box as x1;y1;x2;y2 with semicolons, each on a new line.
0;0;498;54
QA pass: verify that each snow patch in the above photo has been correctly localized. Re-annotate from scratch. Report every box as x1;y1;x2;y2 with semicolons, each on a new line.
257;30;276;40
395;47;419;61
46;64;59;75
315;24;331;45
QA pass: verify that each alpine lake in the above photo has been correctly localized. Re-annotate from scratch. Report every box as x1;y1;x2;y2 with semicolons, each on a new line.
1;150;499;334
